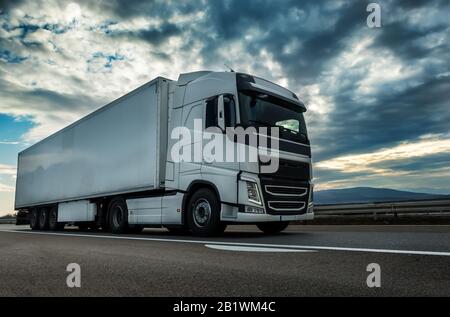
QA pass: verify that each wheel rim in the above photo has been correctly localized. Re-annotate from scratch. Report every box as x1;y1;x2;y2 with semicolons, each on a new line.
193;198;211;227
112;205;123;228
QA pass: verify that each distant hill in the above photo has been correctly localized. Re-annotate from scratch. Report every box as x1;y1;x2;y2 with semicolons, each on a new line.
315;187;449;205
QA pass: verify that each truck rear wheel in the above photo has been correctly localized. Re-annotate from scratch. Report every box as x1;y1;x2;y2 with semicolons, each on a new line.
108;197;129;234
48;206;64;231
30;208;39;230
257;221;290;235
187;188;226;237
38;208;49;230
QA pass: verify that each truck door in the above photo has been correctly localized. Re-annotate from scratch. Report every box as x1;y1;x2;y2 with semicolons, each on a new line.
201;94;240;206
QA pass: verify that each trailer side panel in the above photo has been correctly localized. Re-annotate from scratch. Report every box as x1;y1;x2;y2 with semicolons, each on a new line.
15;80;167;208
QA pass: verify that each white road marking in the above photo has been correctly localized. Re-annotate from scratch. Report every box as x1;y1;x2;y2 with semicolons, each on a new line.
205;244;317;253
1;229;450;257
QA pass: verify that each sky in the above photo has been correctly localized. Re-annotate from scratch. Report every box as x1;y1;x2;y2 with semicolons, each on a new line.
0;0;449;214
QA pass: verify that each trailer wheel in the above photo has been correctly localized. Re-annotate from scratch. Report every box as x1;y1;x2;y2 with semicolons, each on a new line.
256;221;290;235
187;188;226;236
108;197;129;234
30;208;40;230
48;206;64;231
38;208;49;230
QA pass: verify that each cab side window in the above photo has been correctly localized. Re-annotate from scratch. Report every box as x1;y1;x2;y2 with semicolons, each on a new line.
205;94;237;130
205;97;218;128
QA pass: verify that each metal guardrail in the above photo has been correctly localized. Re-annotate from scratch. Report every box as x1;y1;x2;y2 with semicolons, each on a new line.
0;217;16;224
2;199;450;224
314;199;450;217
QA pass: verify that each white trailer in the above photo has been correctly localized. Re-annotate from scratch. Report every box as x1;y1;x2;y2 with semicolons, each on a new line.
16;77;169;208
15;71;314;236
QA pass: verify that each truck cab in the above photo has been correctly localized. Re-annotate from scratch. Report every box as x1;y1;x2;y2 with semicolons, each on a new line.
163;71;313;235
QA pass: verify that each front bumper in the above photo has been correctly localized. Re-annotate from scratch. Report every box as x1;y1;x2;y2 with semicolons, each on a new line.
223;172;313;222
231;204;314;222
221;174;314;223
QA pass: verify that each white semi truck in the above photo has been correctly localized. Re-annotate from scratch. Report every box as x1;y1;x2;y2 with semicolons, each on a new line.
15;71;314;236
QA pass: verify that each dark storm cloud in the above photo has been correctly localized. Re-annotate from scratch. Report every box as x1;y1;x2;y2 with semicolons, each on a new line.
372;21;448;60
269;1;370;83
112;22;182;46
312;74;450;161
396;0;447;9
197;0;373;83
0;76;97;114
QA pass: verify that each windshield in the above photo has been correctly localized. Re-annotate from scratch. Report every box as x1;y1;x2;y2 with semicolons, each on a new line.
238;91;308;143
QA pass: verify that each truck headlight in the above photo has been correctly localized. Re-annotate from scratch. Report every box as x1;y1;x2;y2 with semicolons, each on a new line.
246;181;262;205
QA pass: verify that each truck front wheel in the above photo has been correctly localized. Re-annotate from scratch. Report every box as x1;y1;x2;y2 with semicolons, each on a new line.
187;188;226;237
257;221;290;235
108;197;129;234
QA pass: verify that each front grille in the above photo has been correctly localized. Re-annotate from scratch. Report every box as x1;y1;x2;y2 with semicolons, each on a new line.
265;185;307;197
268;201;306;211
259;175;310;215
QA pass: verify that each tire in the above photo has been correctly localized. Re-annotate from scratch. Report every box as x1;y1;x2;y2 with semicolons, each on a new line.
30;208;40;230
187;188;226;237
257;221;290;235
48;206;64;231
108;197;129;234
38;208;49;230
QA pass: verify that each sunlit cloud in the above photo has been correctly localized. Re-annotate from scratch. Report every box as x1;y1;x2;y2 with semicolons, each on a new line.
316;135;450;175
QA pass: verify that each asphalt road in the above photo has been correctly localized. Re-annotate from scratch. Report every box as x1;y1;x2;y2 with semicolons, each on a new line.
0;224;449;296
